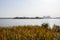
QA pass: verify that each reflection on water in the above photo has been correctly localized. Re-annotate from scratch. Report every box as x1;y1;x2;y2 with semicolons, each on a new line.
0;19;60;28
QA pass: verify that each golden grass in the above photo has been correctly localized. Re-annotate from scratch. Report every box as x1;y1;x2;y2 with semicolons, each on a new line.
0;25;60;40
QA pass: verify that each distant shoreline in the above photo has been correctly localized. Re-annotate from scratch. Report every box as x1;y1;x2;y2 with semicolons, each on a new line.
0;18;60;19
0;17;60;19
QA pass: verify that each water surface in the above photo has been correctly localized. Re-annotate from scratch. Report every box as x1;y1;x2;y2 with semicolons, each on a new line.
0;19;60;28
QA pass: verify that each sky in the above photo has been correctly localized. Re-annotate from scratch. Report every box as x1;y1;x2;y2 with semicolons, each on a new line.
0;0;60;17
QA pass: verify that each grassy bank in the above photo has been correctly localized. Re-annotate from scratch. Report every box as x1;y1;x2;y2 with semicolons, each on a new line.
0;23;60;40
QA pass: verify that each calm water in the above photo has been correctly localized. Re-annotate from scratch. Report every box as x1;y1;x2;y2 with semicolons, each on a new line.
0;19;60;28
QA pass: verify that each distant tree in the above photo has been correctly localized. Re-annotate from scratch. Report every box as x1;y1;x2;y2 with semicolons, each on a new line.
36;17;39;19
41;23;49;28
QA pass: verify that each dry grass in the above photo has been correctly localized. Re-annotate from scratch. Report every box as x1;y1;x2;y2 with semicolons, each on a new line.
0;25;60;40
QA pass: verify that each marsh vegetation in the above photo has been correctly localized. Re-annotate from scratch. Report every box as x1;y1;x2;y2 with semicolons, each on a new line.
0;23;60;40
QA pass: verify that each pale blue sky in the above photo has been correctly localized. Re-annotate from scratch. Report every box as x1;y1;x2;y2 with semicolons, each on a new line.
0;0;60;17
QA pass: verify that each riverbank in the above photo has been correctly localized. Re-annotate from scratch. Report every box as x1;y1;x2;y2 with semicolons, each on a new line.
0;24;60;40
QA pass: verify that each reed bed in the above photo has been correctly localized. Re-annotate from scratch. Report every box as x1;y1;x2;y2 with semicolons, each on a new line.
0;23;60;40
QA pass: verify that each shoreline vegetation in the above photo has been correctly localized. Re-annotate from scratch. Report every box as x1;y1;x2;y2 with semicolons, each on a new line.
0;23;60;40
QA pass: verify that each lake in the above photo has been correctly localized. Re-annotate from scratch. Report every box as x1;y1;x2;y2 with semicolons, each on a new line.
0;19;60;28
